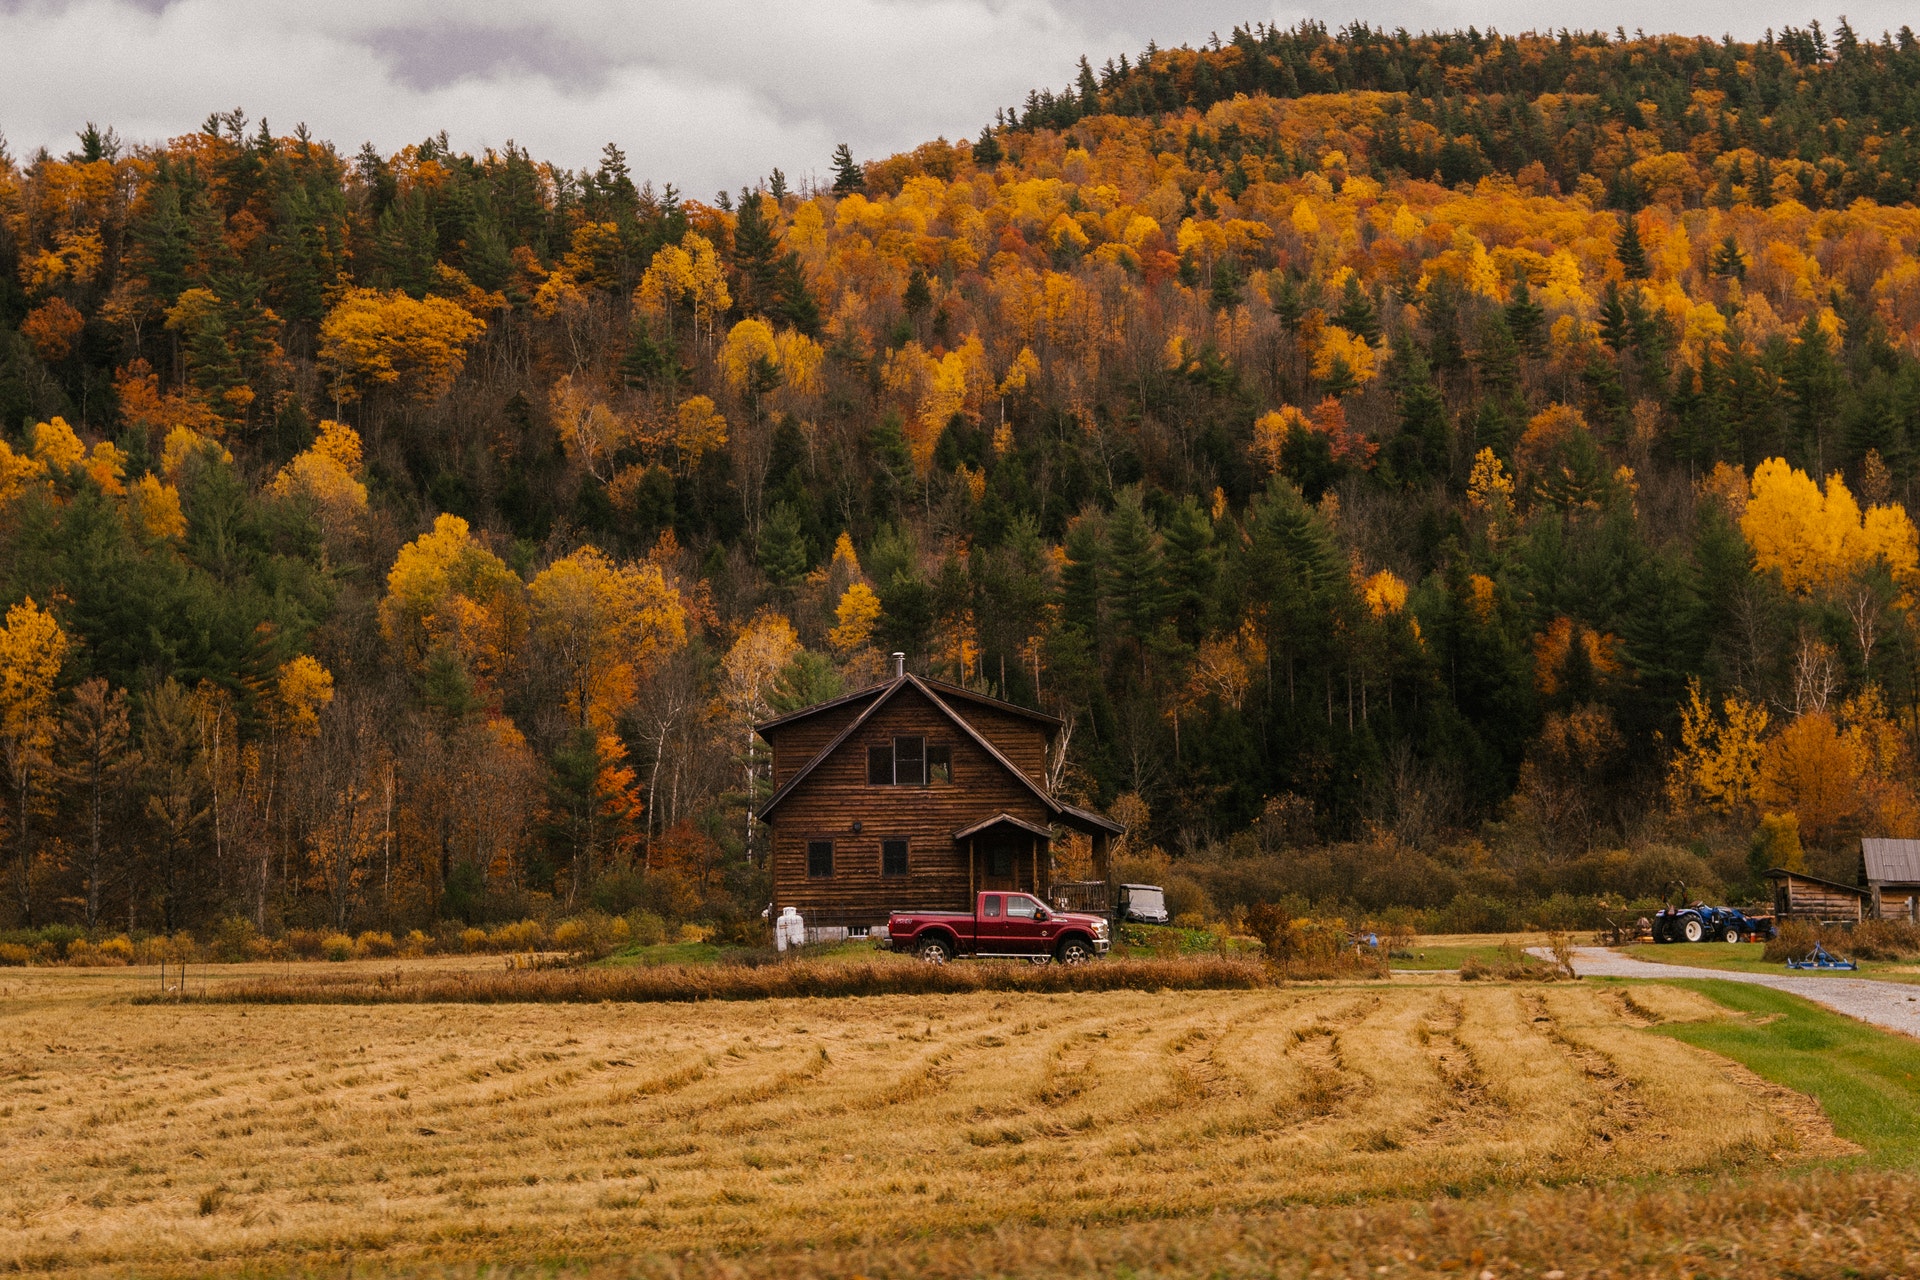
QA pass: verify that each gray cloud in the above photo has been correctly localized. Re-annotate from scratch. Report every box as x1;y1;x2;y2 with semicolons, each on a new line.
2;0;1911;198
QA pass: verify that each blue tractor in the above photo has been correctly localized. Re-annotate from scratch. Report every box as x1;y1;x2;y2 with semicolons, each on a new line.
1651;900;1777;944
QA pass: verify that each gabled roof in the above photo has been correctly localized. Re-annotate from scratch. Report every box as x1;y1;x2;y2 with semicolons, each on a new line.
954;812;1055;842
755;674;1121;839
1765;866;1870;897
1862;838;1920;885
915;677;1065;732
751;673;1062;737
751;682;888;736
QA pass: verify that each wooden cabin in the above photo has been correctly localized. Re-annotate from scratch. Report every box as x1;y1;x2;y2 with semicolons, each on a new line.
1860;839;1920;921
755;654;1123;937
1765;867;1868;923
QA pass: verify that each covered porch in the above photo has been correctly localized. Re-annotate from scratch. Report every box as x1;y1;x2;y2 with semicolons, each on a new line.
952;807;1123;909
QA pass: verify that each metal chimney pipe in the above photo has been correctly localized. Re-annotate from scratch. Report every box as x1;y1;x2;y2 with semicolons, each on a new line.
891;652;906;679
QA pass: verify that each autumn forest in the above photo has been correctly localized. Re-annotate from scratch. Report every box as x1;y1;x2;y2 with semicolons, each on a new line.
5;19;1920;943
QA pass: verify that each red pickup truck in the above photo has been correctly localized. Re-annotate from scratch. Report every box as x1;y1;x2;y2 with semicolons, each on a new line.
889;892;1110;964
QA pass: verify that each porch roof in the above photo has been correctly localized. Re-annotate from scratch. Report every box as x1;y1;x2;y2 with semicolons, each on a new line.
953;812;1055;842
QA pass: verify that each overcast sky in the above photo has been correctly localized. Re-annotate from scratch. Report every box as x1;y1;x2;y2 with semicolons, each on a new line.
1;0;1911;198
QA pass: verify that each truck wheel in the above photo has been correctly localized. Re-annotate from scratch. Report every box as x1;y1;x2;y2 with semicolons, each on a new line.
915;937;952;965
1027;954;1052;966
1056;938;1093;965
1680;917;1705;943
1723;926;1743;943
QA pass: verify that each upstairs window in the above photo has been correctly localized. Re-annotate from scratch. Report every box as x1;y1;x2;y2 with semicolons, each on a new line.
807;841;834;878
893;736;925;786
865;736;949;786
882;838;909;877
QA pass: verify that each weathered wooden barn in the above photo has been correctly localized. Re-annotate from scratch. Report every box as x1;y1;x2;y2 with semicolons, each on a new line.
1765;867;1869;923
755;655;1123;936
1860;839;1920;921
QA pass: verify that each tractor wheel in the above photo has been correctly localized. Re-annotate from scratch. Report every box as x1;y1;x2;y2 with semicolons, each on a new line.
1723;926;1743;943
1652;919;1671;944
916;937;953;965
1680;916;1706;943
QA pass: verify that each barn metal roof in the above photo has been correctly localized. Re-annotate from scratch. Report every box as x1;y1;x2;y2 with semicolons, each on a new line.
1862;838;1920;885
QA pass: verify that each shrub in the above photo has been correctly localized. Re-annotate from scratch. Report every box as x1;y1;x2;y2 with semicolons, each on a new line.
402;930;430;957
287;929;327;959
1765;918;1920;963
490;919;547;952
98;935;134;962
321;934;355;962
211;916;259;962
460;927;490;953
354;931;397;958
0;942;29;966
627;911;668;947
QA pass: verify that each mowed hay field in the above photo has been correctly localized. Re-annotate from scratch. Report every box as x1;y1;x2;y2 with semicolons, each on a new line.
0;967;1844;1277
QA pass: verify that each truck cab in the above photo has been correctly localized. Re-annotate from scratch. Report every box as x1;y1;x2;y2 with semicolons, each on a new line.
888;892;1110;964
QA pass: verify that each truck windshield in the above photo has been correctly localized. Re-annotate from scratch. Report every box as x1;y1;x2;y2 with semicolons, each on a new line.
1128;888;1165;915
1006;896;1038;919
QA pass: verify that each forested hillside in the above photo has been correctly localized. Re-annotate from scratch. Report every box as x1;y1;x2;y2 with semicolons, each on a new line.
4;19;1920;940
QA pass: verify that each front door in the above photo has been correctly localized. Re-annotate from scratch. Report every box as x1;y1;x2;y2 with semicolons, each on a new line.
979;832;1026;892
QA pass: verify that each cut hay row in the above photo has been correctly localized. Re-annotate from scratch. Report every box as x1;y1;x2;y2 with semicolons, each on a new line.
130;955;1275;1004
0;981;1822;1278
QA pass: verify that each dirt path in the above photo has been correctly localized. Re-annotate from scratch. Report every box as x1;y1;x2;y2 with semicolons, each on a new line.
1564;945;1920;1036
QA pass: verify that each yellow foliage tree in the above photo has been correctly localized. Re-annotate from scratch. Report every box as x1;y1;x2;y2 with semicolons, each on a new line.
1758;710;1864;845
549;374;634;483
1742;458;1919;596
633;231;731;345
528;546;688;732
0;598;69;924
1666;678;1769;814
276;655;335;739
268;419;368;540
126;474;186;541
667;395;729;470
828;582;882;654
317;287;487;403
381;515;527;699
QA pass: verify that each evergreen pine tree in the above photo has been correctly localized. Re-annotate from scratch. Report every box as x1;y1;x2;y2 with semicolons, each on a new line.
1104;488;1166;654
759;501;811;586
1505;276;1546;356
830;143;863;193
1709;235;1748;280
1332;273;1380;345
1615;214;1648;279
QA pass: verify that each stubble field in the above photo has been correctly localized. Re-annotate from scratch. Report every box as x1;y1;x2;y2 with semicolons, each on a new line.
0;963;1877;1278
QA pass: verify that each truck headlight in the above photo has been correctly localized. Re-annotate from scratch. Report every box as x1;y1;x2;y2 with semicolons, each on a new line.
1092;920;1108;937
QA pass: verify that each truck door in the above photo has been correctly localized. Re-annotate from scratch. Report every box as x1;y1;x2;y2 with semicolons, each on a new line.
1001;893;1049;955
976;893;1012;955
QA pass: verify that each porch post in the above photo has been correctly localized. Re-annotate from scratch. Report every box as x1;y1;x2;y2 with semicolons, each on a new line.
968;836;975;902
1030;839;1038;896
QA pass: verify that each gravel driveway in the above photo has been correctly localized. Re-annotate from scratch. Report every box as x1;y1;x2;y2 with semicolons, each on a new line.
1560;945;1920;1036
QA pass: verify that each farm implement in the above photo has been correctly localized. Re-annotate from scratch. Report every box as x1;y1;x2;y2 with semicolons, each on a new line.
1785;942;1859;971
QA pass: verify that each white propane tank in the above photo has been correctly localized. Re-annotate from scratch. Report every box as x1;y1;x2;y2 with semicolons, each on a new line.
776;906;804;951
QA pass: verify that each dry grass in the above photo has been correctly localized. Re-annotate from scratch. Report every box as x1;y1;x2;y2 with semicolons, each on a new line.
130;954;1273;1005
0;962;1837;1277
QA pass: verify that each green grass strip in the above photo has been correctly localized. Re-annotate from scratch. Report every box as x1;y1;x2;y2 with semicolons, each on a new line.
1652;978;1920;1167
